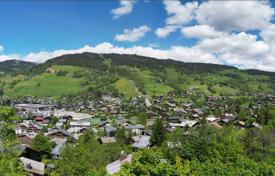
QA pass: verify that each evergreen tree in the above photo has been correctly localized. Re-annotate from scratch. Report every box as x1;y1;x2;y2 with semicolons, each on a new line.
150;118;165;146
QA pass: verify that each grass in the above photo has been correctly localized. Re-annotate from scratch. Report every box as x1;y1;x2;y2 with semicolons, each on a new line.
115;78;138;98
3;65;87;98
138;70;174;96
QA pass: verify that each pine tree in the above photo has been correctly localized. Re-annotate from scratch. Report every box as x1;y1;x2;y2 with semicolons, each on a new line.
150;118;165;146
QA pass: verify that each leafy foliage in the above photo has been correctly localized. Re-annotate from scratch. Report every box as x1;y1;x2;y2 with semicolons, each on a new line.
31;133;55;153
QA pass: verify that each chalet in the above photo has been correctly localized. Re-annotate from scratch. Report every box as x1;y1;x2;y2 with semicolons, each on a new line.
16;122;43;136
51;141;65;159
236;121;246;128
206;115;218;123
191;113;200;119
193;108;204;116
124;124;145;135
99;137;117;144
105;126;117;137
18;134;33;146
20;157;45;176
131;135;151;149
106;154;132;175
166;102;176;108
69;121;91;128
33;115;50;124
46;128;74;140
224;113;236;120
173;107;187;115
168;119;198;128
102;94;112;102
183;102;193;108
67;126;88;134
218;118;230;125
167;116;182;123
14;104;53;113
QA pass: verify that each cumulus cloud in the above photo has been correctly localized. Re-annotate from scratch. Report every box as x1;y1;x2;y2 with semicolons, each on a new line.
164;0;198;26
194;32;271;70
196;1;274;32
181;25;225;39
111;0;135;19
158;1;274;37
155;0;198;38
152;0;275;71
0;42;217;64
260;24;275;44
197;32;269;55
2;0;275;72
1;39;275;71
115;25;151;42
155;25;178;38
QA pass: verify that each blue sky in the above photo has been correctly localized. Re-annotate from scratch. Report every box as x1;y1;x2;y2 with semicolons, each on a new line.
0;0;188;54
1;0;275;72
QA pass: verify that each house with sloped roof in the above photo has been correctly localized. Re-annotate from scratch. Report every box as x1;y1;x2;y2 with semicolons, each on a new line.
19;157;45;176
105;126;117;137
131;135;151;149
124;124;145;135
168;119;198;128
99;137;117;144
51;141;65;159
106;154;132;175
46;128;74;140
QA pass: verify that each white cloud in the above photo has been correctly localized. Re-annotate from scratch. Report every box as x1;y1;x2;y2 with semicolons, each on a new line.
115;25;151;42
0;45;4;52
260;24;275;44
111;0;135;19
155;0;198;38
164;1;198;26
1;39;275;71
197;32;269;55
158;1;274;38
152;0;275;71
0;54;20;62
181;25;225;39
194;32;273;71
155;25;178;38
196;1;274;32
0;42;218;65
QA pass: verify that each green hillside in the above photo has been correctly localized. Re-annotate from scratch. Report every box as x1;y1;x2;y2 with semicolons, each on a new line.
1;66;87;97
0;53;275;98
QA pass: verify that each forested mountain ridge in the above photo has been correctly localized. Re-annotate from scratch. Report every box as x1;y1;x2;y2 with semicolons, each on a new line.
27;52;238;74
0;60;36;73
1;53;275;98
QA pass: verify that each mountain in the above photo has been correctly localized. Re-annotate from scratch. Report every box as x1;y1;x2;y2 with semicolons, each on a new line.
28;52;236;74
1;53;275;98
0;60;36;73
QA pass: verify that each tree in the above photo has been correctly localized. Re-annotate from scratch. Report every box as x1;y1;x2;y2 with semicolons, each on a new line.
116;127;127;144
0;106;27;175
150;118;165;146
55;130;130;176
31;134;55;153
137;112;147;126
